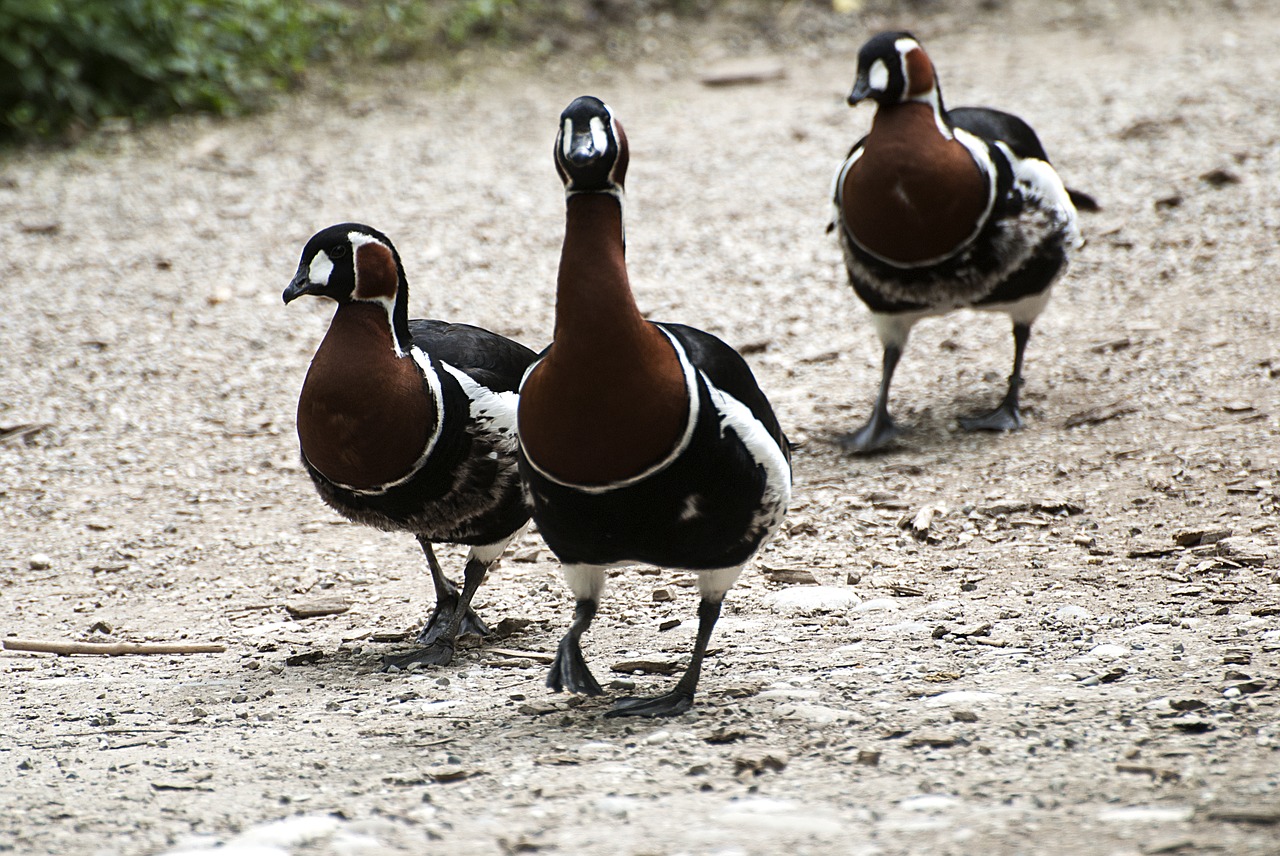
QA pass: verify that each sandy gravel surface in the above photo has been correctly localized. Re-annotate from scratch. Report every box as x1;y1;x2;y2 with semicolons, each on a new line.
2;2;1279;853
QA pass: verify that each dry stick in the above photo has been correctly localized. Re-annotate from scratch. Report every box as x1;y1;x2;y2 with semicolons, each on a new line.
3;639;226;656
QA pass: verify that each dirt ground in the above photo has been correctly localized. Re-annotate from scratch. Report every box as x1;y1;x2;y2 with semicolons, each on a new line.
3;1;1279;854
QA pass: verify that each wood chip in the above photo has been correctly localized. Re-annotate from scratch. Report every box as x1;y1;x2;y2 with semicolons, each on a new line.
731;747;789;775
909;504;939;539
1205;807;1280;825
1173;528;1233;547
1128;545;1184;559
611;658;681;675
699;59;786;88
1031;496;1085;515
3;638;225;656
150;779;213;792
427;765;477;783
1089;337;1132;353
19;221;61;235
763;567;818;585
1200;168;1241;187
977;499;1029;516
285;598;350;619
1;423;51;444
1064;401;1138;428
488;647;554;664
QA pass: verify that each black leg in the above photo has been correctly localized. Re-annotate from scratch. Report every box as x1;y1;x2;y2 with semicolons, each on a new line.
839;344;904;454
605;597;723;718
383;555;489;670
960;322;1031;432
414;538;490;647
547;598;603;696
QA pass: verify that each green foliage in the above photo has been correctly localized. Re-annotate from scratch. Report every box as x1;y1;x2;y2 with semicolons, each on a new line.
0;0;346;142
0;0;746;145
442;0;522;45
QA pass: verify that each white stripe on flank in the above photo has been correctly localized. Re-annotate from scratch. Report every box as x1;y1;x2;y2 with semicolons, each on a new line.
442;363;518;436
996;140;1081;249
701;372;792;541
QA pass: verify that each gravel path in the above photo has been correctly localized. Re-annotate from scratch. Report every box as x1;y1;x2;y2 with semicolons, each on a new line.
2;2;1279;854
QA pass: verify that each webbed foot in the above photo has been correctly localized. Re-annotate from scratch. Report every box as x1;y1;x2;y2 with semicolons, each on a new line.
604;689;694;718
382;640;456;671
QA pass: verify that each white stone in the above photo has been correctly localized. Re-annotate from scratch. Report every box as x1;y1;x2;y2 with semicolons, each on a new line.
899;794;960;812
923;690;1003;708
1097;805;1194;823
880;620;933;636
851;597;901;613
776;703;858;724
1087;644;1130;659
757;688;822;701
1052;605;1092;622
713;798;844;835
577;741;619;759
594;796;639;819
765;586;862;614
235;815;342;847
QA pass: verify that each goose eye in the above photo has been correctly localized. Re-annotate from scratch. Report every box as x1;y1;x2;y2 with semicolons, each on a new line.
329;244;348;259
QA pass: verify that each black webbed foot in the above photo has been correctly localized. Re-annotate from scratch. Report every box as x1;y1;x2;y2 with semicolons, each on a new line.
958;400;1023;433
546;597;602;695
381;640;457;671
837;412;903;454
416;604;490;646
961;322;1031;434
841;343;904;454
604;689;694;718
546;634;603;696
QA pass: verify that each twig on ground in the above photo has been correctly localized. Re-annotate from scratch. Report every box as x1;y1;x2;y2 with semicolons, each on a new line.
3;638;226;656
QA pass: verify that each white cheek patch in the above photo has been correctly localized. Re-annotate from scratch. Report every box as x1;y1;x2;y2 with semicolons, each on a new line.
589;115;608;154
869;58;890;93
308;250;333;286
561;118;574;157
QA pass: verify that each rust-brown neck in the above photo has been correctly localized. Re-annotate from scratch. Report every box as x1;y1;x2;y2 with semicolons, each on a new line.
843;102;988;264
518;193;689;486
297;303;434;489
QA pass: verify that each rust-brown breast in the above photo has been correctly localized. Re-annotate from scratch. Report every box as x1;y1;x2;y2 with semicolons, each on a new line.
519;323;689;487
843;102;988;265
297;303;434;489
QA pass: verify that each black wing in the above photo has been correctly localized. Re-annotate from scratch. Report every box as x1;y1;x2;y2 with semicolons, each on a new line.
408;320;539;394
948;106;1050;162
657;322;789;461
949;106;1098;211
